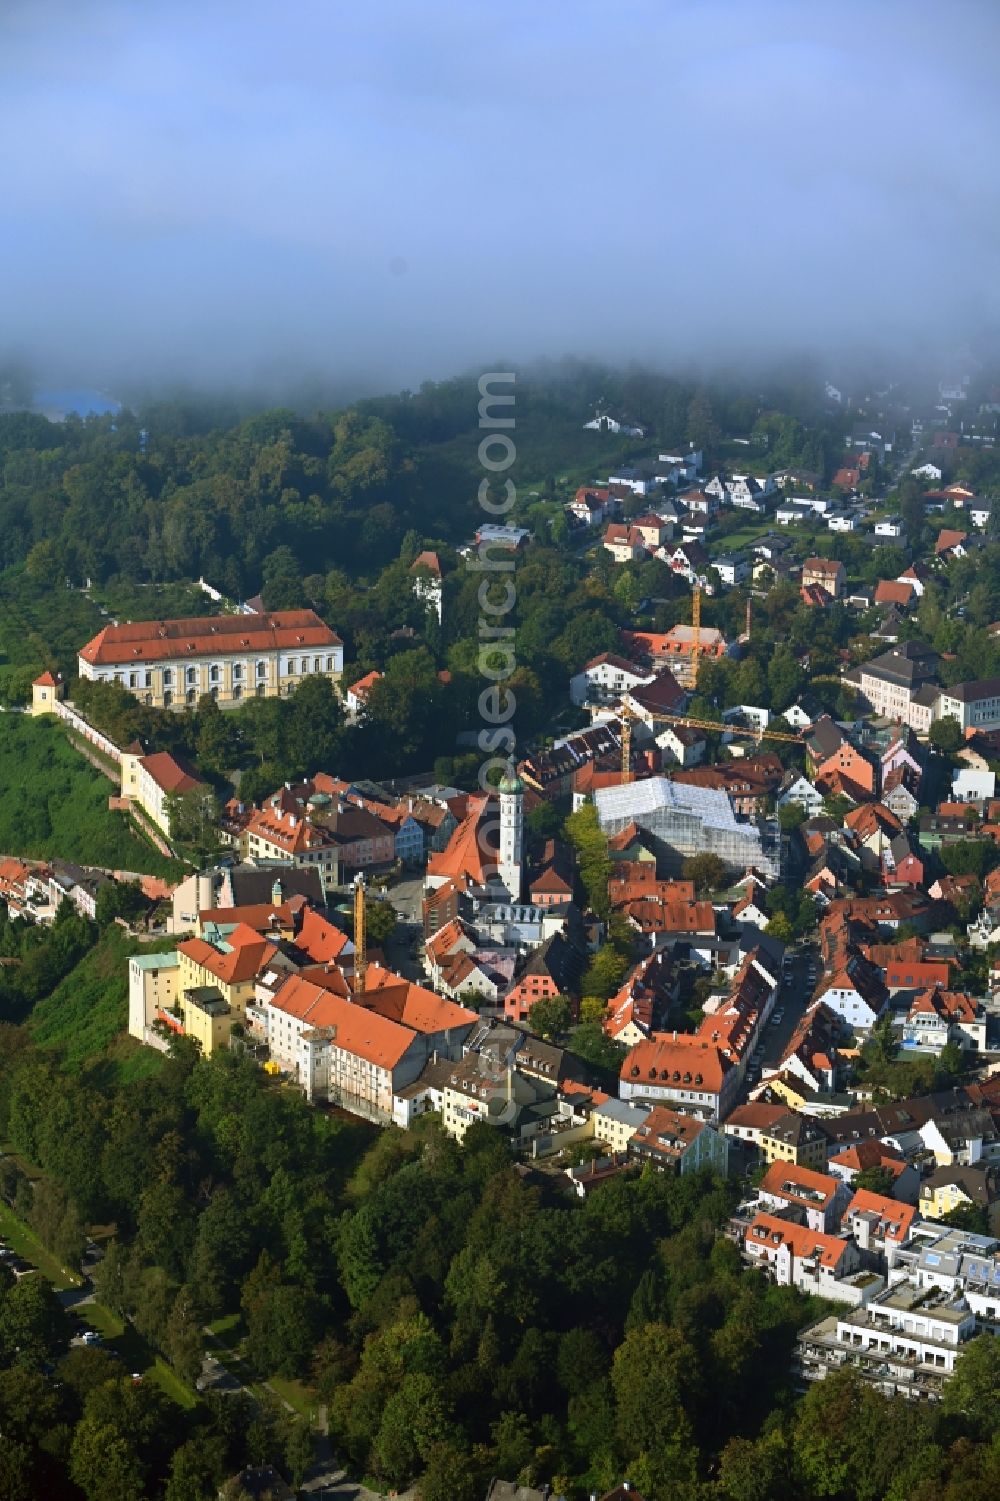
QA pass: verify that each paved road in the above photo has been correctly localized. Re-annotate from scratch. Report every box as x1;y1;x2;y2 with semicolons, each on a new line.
300;1437;415;1500
743;944;818;1093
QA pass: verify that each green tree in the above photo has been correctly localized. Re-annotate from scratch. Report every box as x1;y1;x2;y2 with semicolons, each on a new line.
682;851;727;895
580;944;628;1002
929;716;963;754
527;995;573;1041
371;1372;450;1487
0;1274;68;1368
940;839;995;879
0;1438;35;1501
364;896;397;948
164;1436;226;1501
565;802;610;918
95;877;148;928
765;912;794;943
164;1286;204;1387
853;1165;897;1197
70;1417;144;1501
942;1332;1000;1440
166;784;221;860
418;1442;480;1501
567;1022;626;1081
718;1430;791;1501
778;800;807;832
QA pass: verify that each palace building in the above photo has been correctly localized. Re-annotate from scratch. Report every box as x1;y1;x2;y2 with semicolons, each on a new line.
78;609;343;709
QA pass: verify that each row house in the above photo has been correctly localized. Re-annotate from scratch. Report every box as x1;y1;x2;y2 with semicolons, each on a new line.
848;641;941;733
619;946;779;1121
743;1212;861;1296
776;1000;846;1094
120;744;207;837
796;1281;977;1399
259;968;476;1119
504;931;585;1026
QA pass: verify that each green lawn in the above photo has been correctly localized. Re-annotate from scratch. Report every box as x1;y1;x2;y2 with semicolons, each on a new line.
0;713;178;875
206;1314;317;1419
29;926;178;1069
69;1301;196;1408
715;520;781;550
0;1199;82;1290
89;579;219;624
0;1183;194;1407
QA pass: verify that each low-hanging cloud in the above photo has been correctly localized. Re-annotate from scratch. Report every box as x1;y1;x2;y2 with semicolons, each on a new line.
2;0;999;397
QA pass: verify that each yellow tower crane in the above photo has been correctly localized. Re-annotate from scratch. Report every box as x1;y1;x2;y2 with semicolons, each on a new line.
619;703;803;784
689;582;702;689
352;873;367;996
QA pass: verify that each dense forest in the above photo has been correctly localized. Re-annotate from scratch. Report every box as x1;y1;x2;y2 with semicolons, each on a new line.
1;1011;1000;1501
0;360;848;598
4;362;1000;790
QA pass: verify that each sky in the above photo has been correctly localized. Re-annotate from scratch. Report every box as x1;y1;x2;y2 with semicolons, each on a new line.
2;0;999;396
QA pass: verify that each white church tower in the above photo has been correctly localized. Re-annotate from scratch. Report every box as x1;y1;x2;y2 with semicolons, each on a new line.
497;765;525;902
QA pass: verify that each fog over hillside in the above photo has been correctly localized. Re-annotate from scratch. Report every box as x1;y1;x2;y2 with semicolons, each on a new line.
2;0;999;395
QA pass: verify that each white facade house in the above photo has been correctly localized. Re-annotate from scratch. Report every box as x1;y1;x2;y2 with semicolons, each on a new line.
713;553;751;587
584;412;645;436
777;775;824;816
128;951;180;1042
816;975;886;1031
951;767;996;803
935;679;1000;733
874;517;906;539
569;654;652;707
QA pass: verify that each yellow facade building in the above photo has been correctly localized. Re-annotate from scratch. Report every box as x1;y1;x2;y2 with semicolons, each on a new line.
78;609;343;710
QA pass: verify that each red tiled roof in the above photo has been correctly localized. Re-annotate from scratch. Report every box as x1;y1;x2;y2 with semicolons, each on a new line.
179;924;277;985
140;751;203;796
270;973;417;1068
362;962;478;1033
847;1189;916;1242
935;529;968;556
621;1033;732;1095
426;795;497;887
80;609;341;666
760;1160;840;1207
724;1102;788;1131
874;580;915;607
746;1212;850;1268
347;669;382;699
631;1105;705;1157
829;1139;907;1176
